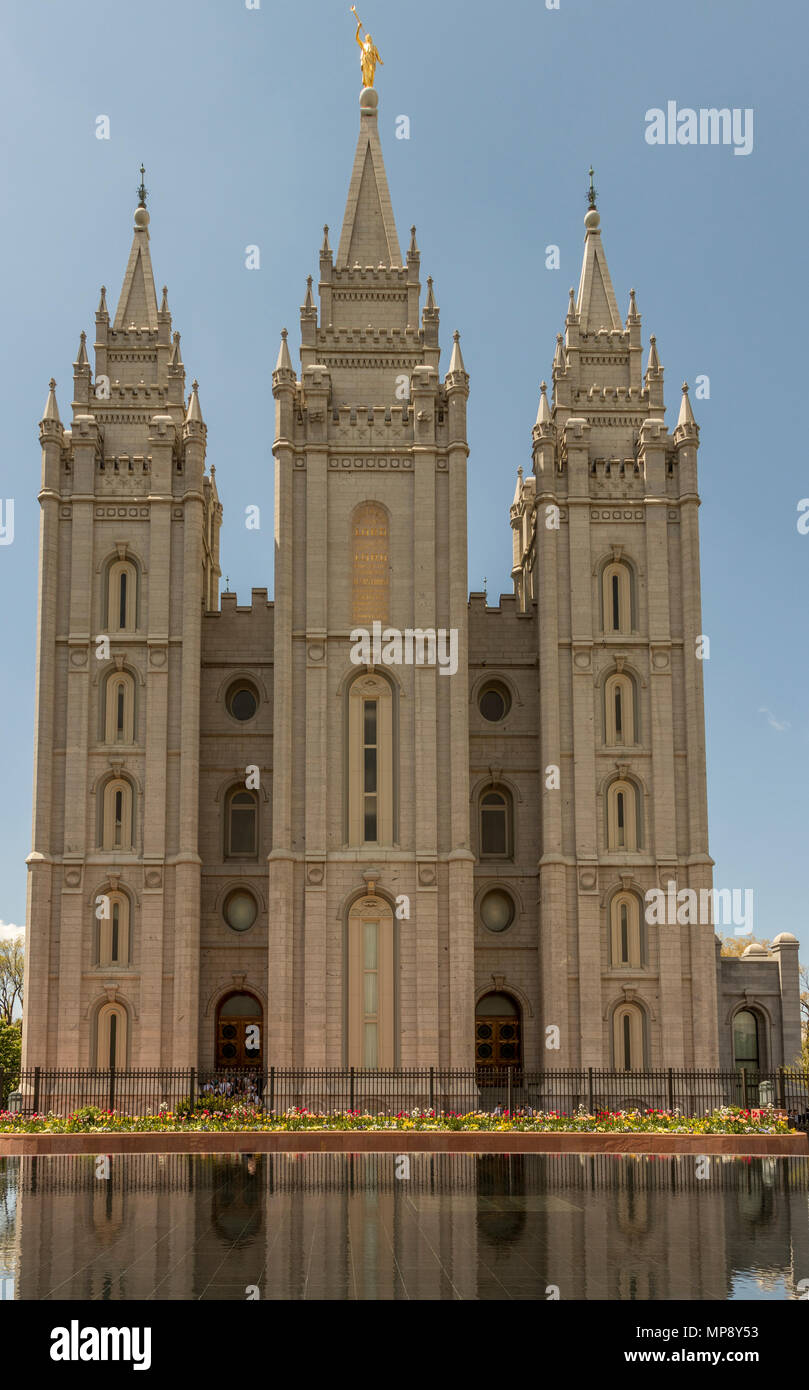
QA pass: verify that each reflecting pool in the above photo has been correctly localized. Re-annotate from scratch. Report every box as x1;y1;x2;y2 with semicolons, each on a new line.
1;1153;807;1300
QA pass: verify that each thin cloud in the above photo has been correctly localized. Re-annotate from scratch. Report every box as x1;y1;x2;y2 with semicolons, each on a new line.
0;921;24;939
759;707;790;733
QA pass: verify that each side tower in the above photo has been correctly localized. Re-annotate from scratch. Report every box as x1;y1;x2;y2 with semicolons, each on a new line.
269;84;475;1068
24;187;220;1071
512;190;717;1067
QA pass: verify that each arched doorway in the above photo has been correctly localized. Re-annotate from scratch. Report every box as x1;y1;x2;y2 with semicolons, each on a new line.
215;992;263;1067
475;991;522;1073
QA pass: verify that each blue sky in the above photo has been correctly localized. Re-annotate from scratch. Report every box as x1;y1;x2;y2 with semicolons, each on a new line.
0;0;807;963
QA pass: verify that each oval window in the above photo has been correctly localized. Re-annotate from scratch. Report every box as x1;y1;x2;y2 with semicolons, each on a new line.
226;681;258;722
223;890;258;933
479;682;511;722
480;888;515;933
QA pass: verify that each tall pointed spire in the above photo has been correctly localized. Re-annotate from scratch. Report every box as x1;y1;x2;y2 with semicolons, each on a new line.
274;327;294;376
535;380;552;426
74;331;89;367
645;334;661;374
575;170;622;333
113;166;159;331
42;378;60;423
185;379;203;423
337;87;402;269
448;329;467;377
677;381;697;429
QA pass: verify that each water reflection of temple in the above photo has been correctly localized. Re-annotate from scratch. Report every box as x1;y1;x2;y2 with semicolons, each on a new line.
4;1154;808;1300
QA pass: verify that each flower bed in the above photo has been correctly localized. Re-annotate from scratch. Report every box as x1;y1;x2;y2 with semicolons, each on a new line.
0;1104;795;1135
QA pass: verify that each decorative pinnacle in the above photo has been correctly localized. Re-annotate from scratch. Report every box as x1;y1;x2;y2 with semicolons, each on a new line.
137;164;147;208
587;165;597;210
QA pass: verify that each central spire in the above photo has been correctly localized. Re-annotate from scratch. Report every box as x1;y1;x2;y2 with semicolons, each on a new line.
575;174;622;334
337;87;402;270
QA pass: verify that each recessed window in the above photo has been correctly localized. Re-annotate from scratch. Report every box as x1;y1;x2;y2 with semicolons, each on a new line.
226;681;258;722
223;889;258;933
480;888;515;933
479;682;511;722
226;788;258;858
479;788;512;858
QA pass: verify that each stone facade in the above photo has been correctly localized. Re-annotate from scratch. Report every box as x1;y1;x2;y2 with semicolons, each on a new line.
22;87;801;1074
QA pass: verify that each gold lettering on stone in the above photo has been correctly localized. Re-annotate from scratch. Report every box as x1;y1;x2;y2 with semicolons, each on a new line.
352;501;390;626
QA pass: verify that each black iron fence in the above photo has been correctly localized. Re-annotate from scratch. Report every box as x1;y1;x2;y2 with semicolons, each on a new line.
2;1065;809;1125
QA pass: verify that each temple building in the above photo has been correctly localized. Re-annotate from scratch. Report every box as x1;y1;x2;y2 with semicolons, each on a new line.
22;83;801;1075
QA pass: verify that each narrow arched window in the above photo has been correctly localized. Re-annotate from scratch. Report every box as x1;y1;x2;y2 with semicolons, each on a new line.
226;788;258;858
347;673;395;846
479;787;512;859
601;560;633;634
97;890;131;967
104;670;135;744
96;1003;127;1068
607;779;640;851
609;891;643;967
107;560;138;632
605;673;637;746
101;777;134;851
613;1003;645;1069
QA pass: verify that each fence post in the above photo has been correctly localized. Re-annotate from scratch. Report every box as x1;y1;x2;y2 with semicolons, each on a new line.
429;1066;435;1113
741;1067;748;1109
507;1066;513;1116
587;1066;594;1114
189;1067;196;1113
350;1065;355;1112
777;1066;785;1111
109;1065;116;1113
667;1067;674;1112
269;1066;275;1114
33;1066;41;1114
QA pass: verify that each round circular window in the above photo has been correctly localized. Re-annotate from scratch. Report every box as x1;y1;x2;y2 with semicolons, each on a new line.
480;887;515;933
223;889;258;933
478;682;511;722
226;681;258;722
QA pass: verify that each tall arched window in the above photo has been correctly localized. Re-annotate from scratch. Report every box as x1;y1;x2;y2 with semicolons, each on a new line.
604;672;637;745
225;787;258;858
347;896;395;1067
347;673;394;846
96;1002;128;1068
733;1009;760;1072
609;891;643;967
101;777;134;851
107;559;138;632
479;787;513;859
97;889;131;966
104;670;135;744
601;560;633;634
606;778;640;851
613;1002;645;1070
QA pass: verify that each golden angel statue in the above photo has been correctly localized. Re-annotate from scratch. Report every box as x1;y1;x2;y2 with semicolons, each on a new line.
351;7;383;88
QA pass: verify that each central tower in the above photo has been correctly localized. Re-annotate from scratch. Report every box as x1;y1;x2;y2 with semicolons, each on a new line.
268;86;475;1067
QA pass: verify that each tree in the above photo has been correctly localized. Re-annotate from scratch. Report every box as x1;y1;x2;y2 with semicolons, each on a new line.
0;1020;22;1095
798;962;809;1069
0;937;24;1024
